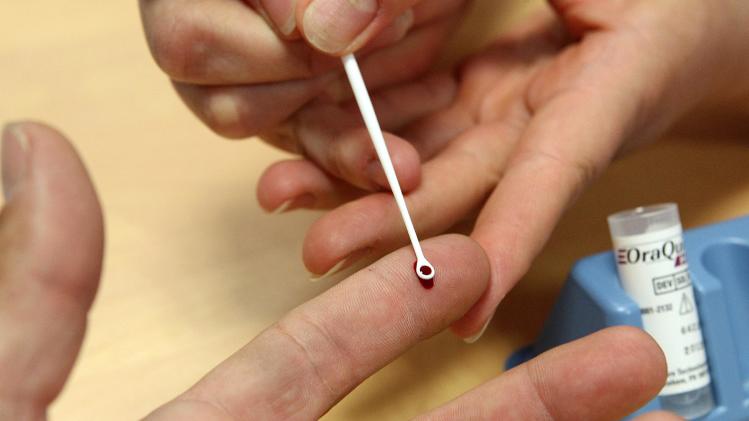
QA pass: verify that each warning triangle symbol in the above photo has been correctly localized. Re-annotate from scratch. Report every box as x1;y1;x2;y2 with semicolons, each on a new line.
679;293;694;315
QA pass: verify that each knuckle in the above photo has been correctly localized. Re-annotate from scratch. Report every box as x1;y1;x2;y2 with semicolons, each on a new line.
524;361;559;421
270;315;355;405
176;85;259;139
202;93;252;139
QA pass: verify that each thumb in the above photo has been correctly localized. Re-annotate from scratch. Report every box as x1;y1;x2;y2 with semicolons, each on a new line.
297;0;421;54
0;122;104;420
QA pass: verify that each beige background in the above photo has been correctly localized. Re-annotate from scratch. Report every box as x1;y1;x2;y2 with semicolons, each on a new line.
1;1;748;420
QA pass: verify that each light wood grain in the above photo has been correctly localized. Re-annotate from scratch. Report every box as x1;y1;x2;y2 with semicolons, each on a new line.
1;1;747;420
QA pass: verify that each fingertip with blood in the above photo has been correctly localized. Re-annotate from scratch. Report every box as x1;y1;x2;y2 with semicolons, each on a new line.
414;258;435;289
342;54;436;294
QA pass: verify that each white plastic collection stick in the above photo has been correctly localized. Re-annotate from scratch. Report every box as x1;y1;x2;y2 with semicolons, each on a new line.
341;54;435;282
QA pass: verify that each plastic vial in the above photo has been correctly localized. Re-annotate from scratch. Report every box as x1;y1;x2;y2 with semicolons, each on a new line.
608;204;714;419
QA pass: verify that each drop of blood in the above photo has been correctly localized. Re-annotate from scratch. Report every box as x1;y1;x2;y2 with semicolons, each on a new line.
414;261;435;290
419;277;434;289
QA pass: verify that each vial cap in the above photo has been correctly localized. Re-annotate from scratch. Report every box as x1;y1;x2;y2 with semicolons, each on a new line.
608;203;681;237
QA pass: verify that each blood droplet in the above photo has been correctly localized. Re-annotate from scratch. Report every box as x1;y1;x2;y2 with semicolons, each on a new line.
419;277;434;289
414;261;434;290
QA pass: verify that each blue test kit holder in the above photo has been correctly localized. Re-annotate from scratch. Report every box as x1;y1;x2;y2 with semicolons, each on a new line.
506;215;749;420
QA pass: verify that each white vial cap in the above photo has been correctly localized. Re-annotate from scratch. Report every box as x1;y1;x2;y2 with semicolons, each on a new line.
608;203;681;237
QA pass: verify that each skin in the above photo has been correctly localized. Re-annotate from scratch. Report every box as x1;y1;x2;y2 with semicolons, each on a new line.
139;0;749;339
1;121;678;420
249;0;749;338
139;0;468;193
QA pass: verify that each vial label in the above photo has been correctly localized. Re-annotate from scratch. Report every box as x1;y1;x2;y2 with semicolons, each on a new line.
613;226;710;396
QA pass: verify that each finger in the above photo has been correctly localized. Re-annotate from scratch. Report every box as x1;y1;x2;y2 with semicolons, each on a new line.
257;72;458;209
302;110;527;276
332;0;466;55
292;71;458;141
412;0;467;26
303;65;529;274
417;327;667;421
283;73;456;191
172;22;457;140
254;0;302;38
399;104;474;158
547;0;625;39
290;99;422;191
355;0;467;53
396;16;560;159
140;0;456;85
367;72;458;131
173;74;334;139
397;55;536;163
0;122;104;418
360;9;416;51
323;15;459;102
140;0;337;84
147;235;490;420
256;159;363;213
254;1;416;45
319;128;423;192
296;0;426;54
301;17;557;287
455;43;643;338
255;0;463;44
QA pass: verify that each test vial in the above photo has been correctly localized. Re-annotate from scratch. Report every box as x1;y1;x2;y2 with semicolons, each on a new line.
608;204;714;419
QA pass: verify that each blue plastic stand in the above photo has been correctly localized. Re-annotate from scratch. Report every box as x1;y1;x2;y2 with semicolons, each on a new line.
506;215;749;420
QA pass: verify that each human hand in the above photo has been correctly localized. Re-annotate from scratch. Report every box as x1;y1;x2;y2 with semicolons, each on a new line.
256;0;749;340
138;0;467;174
0;122;103;420
0;121;677;420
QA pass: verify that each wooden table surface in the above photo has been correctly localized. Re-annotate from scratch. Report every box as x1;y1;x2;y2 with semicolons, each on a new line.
2;1;748;420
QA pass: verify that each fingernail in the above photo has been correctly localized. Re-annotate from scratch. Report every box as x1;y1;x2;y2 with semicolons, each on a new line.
366;160;388;190
260;0;298;36
303;0;378;54
272;193;316;214
367;9;414;49
272;200;294;215
463;314;494;344
2;123;30;202
309;248;370;282
309;258;348;282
